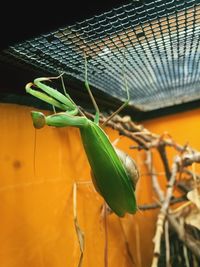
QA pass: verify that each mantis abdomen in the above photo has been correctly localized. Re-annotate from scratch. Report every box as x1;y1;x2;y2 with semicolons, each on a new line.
80;121;137;217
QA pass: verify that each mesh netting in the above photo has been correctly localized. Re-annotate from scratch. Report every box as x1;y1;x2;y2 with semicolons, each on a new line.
2;0;200;111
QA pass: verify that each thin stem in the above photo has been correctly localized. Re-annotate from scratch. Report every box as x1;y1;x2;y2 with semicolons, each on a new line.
73;183;84;267
103;202;108;267
33;128;37;177
118;219;135;265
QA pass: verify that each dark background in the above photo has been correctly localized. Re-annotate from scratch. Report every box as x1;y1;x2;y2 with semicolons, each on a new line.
1;1;129;50
1;0;199;121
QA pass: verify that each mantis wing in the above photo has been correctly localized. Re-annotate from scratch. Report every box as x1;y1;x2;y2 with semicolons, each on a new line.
80;121;137;217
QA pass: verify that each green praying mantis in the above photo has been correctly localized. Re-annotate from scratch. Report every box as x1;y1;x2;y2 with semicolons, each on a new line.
25;57;139;217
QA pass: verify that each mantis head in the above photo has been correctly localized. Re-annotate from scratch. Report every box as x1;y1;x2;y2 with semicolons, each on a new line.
31;111;46;129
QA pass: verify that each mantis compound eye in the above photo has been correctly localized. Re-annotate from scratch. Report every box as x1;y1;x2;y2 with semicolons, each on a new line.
31;111;46;129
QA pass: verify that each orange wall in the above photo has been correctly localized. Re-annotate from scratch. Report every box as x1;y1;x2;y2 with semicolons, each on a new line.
144;108;200;149
143;108;200;182
0;103;199;267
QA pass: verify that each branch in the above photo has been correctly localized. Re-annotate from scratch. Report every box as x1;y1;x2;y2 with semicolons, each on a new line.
82;110;196;155
182;152;200;166
146;151;165;201
182;168;200;181
164;221;171;267
138;196;187;211
151;158;179;267
157;143;171;180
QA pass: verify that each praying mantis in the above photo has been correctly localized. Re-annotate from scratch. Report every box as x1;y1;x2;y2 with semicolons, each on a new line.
25;57;139;217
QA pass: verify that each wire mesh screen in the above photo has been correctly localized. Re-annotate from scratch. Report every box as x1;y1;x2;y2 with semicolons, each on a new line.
2;0;200;111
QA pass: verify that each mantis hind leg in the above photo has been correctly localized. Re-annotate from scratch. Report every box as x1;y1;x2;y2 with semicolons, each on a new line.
84;54;100;124
83;51;130;128
101;56;130;127
59;74;86;117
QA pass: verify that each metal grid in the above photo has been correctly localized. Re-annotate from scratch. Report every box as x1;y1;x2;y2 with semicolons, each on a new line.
2;0;200;111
